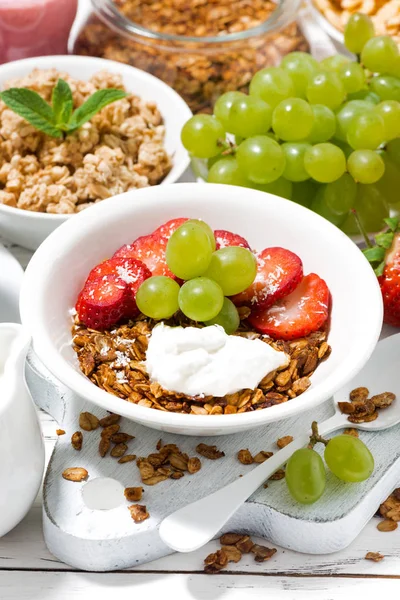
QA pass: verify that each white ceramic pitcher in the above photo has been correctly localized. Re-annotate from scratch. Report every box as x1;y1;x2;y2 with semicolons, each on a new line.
0;323;45;537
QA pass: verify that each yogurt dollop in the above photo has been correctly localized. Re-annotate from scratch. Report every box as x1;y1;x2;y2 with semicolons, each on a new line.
145;323;289;398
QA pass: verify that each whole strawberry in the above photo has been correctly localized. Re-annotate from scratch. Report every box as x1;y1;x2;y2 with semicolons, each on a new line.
364;217;400;327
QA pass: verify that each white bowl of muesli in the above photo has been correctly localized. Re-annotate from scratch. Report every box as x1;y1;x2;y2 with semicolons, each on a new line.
0;55;191;251
20;183;383;436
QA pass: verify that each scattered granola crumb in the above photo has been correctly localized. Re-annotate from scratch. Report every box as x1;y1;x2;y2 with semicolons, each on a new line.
56;429;66;436
235;535;255;553
365;551;384;562
276;436;293;449
196;443;225;460
118;454;137;463
128;504;149;523
110;442;128;457
221;545;242;563
339;387;395;423
62;467;88;482
187;457;202;474
220;533;245;545
99;413;121;427
253;451;273;463
251;544;277;562
79;412;99;431
377;520;398;532
110;432;134;443
344;428;359;437
269;469;285;481
71;431;83;451
237;449;253;465
124;487;143;501
99;437;110;457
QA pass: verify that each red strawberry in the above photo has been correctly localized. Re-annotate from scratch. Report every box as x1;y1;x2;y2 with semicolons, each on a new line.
113;233;174;277
249;273;330;340
77;275;131;330
363;218;400;327
214;229;251;250
154;218;188;238
232;247;303;309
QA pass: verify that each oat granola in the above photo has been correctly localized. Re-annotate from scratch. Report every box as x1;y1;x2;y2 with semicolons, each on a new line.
339;387;395;424
0;69;171;214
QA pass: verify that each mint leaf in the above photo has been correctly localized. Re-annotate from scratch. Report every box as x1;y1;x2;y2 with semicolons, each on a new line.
67;89;127;132
0;88;61;138
375;231;394;249
52;79;73;128
384;217;399;232
363;246;386;262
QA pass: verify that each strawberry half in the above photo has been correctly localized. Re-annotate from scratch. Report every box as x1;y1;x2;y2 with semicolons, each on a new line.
153;217;189;238
214;229;251;250
232;247;303;309
77;275;132;330
248;273;330;340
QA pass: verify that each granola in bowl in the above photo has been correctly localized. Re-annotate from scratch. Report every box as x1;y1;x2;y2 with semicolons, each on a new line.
71;217;332;415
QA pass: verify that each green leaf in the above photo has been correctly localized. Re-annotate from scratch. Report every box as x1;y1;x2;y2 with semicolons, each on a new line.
384;217;399;232
374;262;385;277
0;88;61;138
52;79;73;127
67;89;127;131
375;231;394;249
363;246;386;262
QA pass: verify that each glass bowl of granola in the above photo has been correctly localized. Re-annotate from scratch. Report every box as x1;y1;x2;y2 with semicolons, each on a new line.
0;55;192;250
73;0;309;115
20;182;382;436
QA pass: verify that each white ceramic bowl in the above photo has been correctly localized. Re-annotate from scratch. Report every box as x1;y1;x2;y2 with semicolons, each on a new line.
20;183;383;436
0;55;191;251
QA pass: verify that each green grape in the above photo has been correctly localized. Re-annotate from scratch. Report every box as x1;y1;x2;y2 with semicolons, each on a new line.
226;96;272;137
285;448;326;504
272;98;314;141
311;186;346;226
347;149;385;184
308;104;336;143
304;143;346;183
347;89;380;104
204;247;257;295
306;71;346;111
252;177;293;200
185;219;216;251
387;55;400;77
136;276;180;320
204;297;240;334
344;13;374;54
324;173;357;215
355;183;390;232
370;75;400;102
181;115;225;159
280;52;319;97
376;100;400;140
386;138;400;165
335;100;373;142
213;91;246;129
361;35;399;75
166;221;213;279
333;138;354;158
178;277;224;322
338;62;366;93
236;135;286;184
249;67;295;109
347;112;385;150
320;54;350;71
375;152;400;205
324;435;374;483
282;142;311;182
207;156;249;187
291;179;318;208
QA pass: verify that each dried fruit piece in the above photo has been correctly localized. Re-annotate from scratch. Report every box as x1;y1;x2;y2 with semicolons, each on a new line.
128;504;149;523
220;532;245;546
277;436;293;449
365;552;384;562
238;449;254;465
110;443;128;457
71;431;83;451
99;413;121;427
196;443;225;460
377;520;398;532
118;454;137;463
124;487;143;501
79;412;99;431
56;429;66;436
221;545;242;562
251;545;277;562
62;467;88;482
187;457;202;474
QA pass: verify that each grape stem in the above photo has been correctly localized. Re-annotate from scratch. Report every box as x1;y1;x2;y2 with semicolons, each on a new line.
308;421;329;448
351;208;373;248
217;138;237;156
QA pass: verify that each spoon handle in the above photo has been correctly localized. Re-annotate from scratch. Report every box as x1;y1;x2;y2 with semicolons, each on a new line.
159;411;346;553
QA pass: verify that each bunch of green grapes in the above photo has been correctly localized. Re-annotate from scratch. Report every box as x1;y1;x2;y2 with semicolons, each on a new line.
181;13;400;234
136;219;255;332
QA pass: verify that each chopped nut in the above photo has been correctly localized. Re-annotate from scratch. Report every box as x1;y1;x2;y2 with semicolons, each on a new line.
276;436;293;449
62;467;88;482
377;520;398;532
118;454;137;463
124;487;143;501
110;442;128;457
238;449;253;465
365;552;384;562
187;457;202;474
253;451;273;463
220;532;246;546
56;429;66;436
236;535;254;553
269;469;285;480
110;432;134;443
128;504;149;523
99;413;121;427
79;412;99;431
99;437;110;457
370;392;396;409
71;431;83;451
196;443;225;460
222;545;242;563
251;544;277;562
350;387;369;402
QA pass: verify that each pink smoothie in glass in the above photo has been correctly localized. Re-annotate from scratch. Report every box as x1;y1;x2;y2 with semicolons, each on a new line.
0;0;78;63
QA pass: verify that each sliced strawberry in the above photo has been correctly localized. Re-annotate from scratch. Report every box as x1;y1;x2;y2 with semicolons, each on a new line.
248;273;330;340
214;229;251;250
232;247;303;309
153;218;188;239
77;275;131;331
113;233;175;278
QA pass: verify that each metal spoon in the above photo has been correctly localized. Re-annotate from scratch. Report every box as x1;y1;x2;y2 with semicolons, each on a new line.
159;332;400;553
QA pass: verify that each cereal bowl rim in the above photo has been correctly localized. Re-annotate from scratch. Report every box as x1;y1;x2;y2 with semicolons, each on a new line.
20;182;383;434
